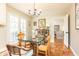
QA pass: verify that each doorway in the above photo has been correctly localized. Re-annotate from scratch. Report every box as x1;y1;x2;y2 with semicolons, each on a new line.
53;14;70;48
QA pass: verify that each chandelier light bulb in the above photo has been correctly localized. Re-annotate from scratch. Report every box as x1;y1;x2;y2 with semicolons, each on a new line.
26;2;42;17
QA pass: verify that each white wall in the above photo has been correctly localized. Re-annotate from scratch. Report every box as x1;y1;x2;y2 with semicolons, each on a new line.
0;3;6;25
0;26;7;52
68;4;79;55
32;16;64;42
0;4;7;52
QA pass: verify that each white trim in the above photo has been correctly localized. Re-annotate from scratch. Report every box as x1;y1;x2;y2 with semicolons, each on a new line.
70;46;77;56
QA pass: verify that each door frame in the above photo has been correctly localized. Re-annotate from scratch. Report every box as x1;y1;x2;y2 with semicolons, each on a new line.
68;15;70;48
64;14;70;48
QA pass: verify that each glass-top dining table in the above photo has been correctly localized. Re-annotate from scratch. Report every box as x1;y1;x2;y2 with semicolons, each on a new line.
7;36;45;56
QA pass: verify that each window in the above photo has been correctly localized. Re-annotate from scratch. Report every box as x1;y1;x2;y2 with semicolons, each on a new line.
9;14;27;42
20;18;26;40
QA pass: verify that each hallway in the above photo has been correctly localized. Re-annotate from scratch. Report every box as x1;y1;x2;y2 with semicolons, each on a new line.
50;38;74;56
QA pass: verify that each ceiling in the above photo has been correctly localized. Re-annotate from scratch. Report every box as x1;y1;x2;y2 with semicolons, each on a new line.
8;3;73;17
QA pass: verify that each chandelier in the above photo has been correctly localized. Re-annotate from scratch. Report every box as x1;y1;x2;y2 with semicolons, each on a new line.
26;1;42;17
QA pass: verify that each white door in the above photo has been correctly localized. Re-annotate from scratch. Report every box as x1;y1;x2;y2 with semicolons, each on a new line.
64;14;69;48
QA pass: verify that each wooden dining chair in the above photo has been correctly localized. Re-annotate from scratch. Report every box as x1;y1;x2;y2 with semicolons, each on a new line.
6;44;33;56
37;35;50;56
6;44;21;56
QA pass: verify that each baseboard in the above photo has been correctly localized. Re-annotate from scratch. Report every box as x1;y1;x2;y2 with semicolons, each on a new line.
70;46;77;56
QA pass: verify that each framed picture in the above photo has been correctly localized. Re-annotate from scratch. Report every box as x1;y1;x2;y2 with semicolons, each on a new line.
75;3;79;29
38;19;46;29
54;25;60;32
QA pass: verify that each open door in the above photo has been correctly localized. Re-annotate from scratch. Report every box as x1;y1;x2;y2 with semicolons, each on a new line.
64;14;70;48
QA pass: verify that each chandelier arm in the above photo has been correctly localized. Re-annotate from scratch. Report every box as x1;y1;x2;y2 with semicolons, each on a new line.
27;0;42;17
